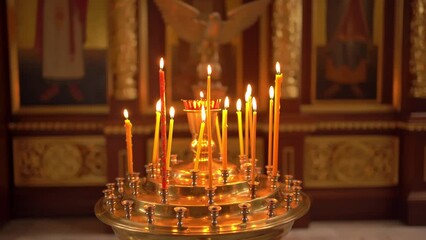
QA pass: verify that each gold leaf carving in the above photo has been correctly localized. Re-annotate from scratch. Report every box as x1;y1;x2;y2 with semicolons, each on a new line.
304;136;399;188
13;136;107;187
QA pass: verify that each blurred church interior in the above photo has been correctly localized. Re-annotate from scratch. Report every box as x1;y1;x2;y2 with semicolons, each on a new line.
1;0;426;239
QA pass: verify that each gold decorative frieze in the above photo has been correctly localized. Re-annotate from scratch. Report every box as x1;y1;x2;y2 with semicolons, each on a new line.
272;0;302;98
304;136;399;188
8;122;104;131
410;0;426;98
13;136;107;187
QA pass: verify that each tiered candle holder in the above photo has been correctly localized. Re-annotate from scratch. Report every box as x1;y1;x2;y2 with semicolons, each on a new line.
95;98;310;240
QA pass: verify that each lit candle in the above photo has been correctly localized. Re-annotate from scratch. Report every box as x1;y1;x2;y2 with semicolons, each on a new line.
207;65;213;189
199;91;204;109
244;89;250;158
236;99;244;156
222;96;229;169
159;57;167;189
152;100;161;165
272;62;283;176
194;106;206;171
251;98;257;184
215;115;222;157
123;109;133;174
268;86;274;168
166;107;175;170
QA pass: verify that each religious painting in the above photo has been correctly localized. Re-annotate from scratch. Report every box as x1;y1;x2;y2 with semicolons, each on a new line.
7;0;108;114
140;0;270;112
311;0;383;103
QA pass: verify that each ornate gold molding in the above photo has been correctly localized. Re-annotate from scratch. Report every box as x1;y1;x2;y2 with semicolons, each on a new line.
111;0;138;100
272;0;302;99
304;136;399;188
410;0;426;98
13;136;107;186
8;120;426;133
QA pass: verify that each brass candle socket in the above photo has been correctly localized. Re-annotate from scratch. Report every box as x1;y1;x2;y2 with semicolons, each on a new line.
206;187;217;205
121;199;134;219
160;188;168;204
130;179;140;196
115;177;125;195
293;186;302;203
144;204;155;224
239;154;248;171
106;195;117;214
284;193;294;210
106;183;116;193
283;175;293;190
238;202;251;224
102;189;112;199
145;163;155;179
270;173;280;189
220;169;230;184
243;163;252;182
190;169;199;187
174;207;187;229
208;205;222;227
265;165;273;177
126;172;140;187
265;198;278;218
248;181;259;199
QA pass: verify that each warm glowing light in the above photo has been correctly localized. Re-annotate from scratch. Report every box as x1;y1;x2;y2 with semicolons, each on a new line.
245;91;250;102
156;100;161;112
201;105;206;122
237;99;242;111
207;65;212;75
123;109;129;119
200;91;204;98
169;107;175;118
252;97;257;111
269;86;274;99
247;84;252;96
275;62;280;74
160;58;164;69
224;96;229;109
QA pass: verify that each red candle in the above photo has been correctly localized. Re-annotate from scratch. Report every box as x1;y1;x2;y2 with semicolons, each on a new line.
159;58;167;189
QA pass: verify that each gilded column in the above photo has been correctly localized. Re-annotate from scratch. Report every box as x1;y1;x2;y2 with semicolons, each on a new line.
111;0;138;100
272;0;302;99
410;0;426;98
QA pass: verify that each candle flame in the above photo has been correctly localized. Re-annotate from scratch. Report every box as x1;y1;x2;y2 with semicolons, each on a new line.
156;100;161;112
247;84;252;96
160;58;164;69
275;62;281;74
200;91;204;98
236;99;242;111
252;97;257;111
169;106;175;118
123;109;129;119
269;86;274;99
224;96;229;108
207;65;212;75
245;91;250;102
201;105;206;122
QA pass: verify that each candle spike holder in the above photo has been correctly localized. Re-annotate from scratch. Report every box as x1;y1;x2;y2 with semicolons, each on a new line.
95;97;310;240
221;168;230;184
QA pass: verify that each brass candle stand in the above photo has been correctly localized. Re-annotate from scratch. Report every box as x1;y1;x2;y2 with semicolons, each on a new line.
95;99;310;240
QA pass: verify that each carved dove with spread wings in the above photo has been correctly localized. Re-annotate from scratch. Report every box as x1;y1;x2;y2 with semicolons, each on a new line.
154;0;271;81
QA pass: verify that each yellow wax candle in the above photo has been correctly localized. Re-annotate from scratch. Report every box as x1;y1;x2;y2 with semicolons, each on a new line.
166;107;175;170
268;86;274;167
244;90;250;158
222;97;229;170
247;85;253;145
236;99;244;156
272;62;283;176
251;98;257;184
215;115;222;156
194;106;206;171
207;65;213;189
152;100;161;165
123;109;133;174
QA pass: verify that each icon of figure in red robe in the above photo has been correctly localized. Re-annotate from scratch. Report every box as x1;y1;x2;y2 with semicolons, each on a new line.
323;0;372;98
35;0;88;102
